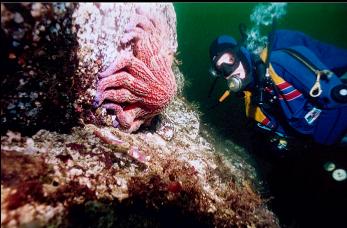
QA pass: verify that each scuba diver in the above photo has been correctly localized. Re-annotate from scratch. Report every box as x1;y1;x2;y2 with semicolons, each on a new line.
208;29;347;227
209;29;347;147
208;29;347;177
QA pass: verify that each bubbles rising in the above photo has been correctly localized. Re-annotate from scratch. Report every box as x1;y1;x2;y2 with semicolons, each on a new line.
245;3;287;54
250;3;287;26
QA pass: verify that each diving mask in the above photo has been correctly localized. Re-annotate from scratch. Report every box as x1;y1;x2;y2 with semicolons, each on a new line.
220;62;241;77
210;48;241;78
210;59;249;93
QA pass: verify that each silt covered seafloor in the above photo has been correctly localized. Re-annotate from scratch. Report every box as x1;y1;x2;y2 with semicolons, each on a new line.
1;3;279;227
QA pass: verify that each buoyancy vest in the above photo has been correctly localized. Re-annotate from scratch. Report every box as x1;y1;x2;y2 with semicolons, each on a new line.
244;47;347;145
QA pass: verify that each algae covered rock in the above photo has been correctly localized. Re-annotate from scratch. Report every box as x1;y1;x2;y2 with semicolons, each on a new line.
1;3;279;227
1;3;79;135
1;2;180;135
1;105;279;227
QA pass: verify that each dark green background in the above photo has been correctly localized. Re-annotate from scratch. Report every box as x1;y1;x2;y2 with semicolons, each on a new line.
174;3;347;148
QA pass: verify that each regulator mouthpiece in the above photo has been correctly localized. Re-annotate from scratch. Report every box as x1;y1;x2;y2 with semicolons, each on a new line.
227;77;243;92
217;77;243;103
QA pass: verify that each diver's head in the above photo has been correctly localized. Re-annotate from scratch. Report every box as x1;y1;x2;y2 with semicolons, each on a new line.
209;35;253;92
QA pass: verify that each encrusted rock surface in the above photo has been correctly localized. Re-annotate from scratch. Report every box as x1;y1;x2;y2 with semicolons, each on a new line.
1;3;79;135
1;3;179;135
73;3;182;133
1;3;279;227
1;97;279;227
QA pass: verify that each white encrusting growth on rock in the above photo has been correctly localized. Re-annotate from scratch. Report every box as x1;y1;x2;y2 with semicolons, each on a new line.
73;3;177;69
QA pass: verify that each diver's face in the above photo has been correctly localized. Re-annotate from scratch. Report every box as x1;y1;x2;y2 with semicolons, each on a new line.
216;53;246;79
216;52;235;66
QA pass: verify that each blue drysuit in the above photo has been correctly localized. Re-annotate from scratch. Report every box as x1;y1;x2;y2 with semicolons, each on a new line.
250;29;347;145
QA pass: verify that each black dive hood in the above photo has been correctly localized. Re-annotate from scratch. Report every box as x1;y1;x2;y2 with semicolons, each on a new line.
208;35;253;94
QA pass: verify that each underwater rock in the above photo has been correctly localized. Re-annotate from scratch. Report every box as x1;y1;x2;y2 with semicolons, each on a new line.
1;3;279;227
1;3;79;136
1;100;279;227
1;3;179;135
74;3;180;133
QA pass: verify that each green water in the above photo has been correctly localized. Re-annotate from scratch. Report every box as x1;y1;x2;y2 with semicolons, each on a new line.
174;3;347;149
174;3;347;226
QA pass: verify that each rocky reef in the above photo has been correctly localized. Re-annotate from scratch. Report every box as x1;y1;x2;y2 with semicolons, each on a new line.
1;101;278;227
1;3;79;135
1;3;279;227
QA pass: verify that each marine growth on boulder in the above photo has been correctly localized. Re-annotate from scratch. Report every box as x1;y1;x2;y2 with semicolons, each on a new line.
1;3;279;227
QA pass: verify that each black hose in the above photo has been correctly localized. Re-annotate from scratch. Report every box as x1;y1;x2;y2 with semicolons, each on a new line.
207;77;219;98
